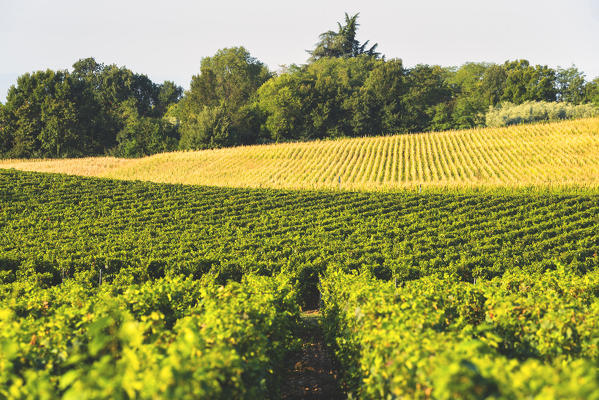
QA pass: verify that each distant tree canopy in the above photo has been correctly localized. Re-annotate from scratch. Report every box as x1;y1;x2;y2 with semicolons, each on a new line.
1;13;598;159
0;69;103;158
308;13;381;62
0;58;181;158
587;78;599;106
174;47;271;150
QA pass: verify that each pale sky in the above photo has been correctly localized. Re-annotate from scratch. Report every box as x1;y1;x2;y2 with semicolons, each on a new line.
1;0;598;102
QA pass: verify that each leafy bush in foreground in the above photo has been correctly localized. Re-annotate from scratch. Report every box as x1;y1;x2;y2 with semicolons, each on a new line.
321;268;599;399
0;275;300;399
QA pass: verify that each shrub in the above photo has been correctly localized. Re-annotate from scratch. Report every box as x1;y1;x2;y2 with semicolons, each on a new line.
485;101;599;127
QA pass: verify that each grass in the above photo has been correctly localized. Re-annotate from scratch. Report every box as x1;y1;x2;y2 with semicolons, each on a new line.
1;117;598;191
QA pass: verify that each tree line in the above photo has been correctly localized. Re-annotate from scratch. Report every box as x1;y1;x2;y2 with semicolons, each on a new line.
1;13;598;158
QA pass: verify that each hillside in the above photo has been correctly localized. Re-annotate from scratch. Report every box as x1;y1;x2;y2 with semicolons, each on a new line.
2;169;599;397
1;117;599;190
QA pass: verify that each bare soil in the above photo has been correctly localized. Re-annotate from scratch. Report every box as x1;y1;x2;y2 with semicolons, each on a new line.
281;310;345;400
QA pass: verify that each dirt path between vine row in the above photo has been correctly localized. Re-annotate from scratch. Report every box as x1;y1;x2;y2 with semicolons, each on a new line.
281;310;345;399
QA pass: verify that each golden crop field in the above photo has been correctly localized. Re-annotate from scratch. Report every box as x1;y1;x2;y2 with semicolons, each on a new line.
2;117;599;191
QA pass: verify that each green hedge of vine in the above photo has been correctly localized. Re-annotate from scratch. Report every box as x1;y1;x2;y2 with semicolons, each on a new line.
2;170;599;397
0;274;300;398
1;170;598;301
321;268;599;399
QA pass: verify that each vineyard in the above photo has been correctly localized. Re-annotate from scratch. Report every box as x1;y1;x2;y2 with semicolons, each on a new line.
1;170;599;397
1;117;599;191
321;269;599;399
